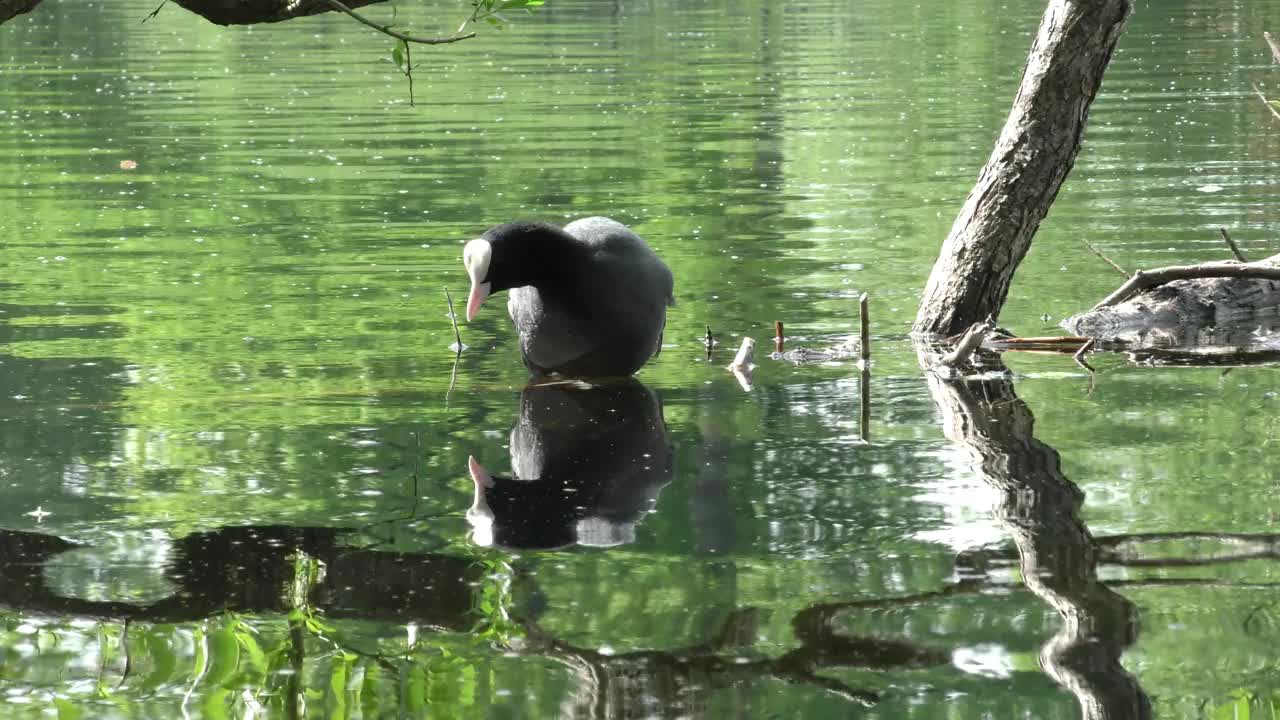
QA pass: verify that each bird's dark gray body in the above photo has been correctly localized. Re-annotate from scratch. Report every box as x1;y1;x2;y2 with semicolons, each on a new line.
507;217;674;377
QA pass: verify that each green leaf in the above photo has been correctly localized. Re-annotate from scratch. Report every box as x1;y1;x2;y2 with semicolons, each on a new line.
54;698;82;720
236;630;268;673
204;623;240;687
140;633;178;692
392;40;407;72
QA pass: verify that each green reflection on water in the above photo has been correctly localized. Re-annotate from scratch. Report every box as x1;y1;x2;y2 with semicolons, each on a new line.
3;0;1280;717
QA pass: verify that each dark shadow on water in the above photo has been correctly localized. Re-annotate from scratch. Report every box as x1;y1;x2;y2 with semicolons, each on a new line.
5;510;1276;714
0;298;130;520
466;378;674;550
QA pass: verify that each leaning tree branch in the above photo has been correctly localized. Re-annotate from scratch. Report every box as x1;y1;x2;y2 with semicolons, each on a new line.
323;0;476;44
1265;31;1280;65
912;0;1133;337
1090;258;1280;310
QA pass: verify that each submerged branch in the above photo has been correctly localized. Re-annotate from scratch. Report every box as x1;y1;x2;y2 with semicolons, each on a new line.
1252;82;1280;122
938;320;992;368
1090;258;1280;310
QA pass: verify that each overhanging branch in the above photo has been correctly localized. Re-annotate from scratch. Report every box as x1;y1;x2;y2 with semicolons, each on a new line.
323;0;476;44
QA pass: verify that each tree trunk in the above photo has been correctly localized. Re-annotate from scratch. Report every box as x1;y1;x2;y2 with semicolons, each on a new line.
913;0;1133;338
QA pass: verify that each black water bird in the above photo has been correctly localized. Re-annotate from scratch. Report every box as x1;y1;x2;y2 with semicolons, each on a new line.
463;217;674;377
466;378;673;550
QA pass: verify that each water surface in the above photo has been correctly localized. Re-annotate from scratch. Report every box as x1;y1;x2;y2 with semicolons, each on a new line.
2;0;1280;717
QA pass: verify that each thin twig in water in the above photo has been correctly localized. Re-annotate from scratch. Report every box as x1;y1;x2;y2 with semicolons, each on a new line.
858;364;871;443
1252;82;1280;122
1218;227;1249;262
1081;239;1130;277
1266;31;1280;65
858;292;870;367
446;351;460;408
704;325;715;359
323;0;478;44
405;42;414;106
141;0;167;22
117;620;133;689
444;287;463;351
444;287;463;408
1073;338;1096;373
774;321;784;354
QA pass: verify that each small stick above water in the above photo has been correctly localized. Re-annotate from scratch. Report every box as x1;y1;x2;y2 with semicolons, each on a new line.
1073;337;1097;373
859;293;870;367
1218;227;1249;263
730;337;755;371
1080;239;1130;278
774;321;785;354
728;337;756;392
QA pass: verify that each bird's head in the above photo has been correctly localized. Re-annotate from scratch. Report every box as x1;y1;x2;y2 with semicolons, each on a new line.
463;221;573;322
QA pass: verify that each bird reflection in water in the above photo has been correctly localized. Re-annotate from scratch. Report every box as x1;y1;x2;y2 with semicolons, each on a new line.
467;378;673;550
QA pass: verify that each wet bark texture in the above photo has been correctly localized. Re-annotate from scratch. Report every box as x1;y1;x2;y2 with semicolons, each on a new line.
0;0;386;26
914;0;1133;337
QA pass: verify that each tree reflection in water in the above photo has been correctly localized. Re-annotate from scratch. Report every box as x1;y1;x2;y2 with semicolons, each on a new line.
921;349;1152;720
19;360;1280;716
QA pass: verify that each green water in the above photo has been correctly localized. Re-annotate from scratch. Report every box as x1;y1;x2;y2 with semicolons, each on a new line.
2;0;1280;717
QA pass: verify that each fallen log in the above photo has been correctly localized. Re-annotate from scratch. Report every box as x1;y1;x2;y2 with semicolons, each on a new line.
1062;253;1280;345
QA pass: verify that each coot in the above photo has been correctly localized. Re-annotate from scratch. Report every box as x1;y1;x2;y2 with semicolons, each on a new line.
463;217;674;376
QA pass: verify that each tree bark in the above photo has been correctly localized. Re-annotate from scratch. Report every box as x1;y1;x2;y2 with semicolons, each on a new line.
913;0;1133;337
